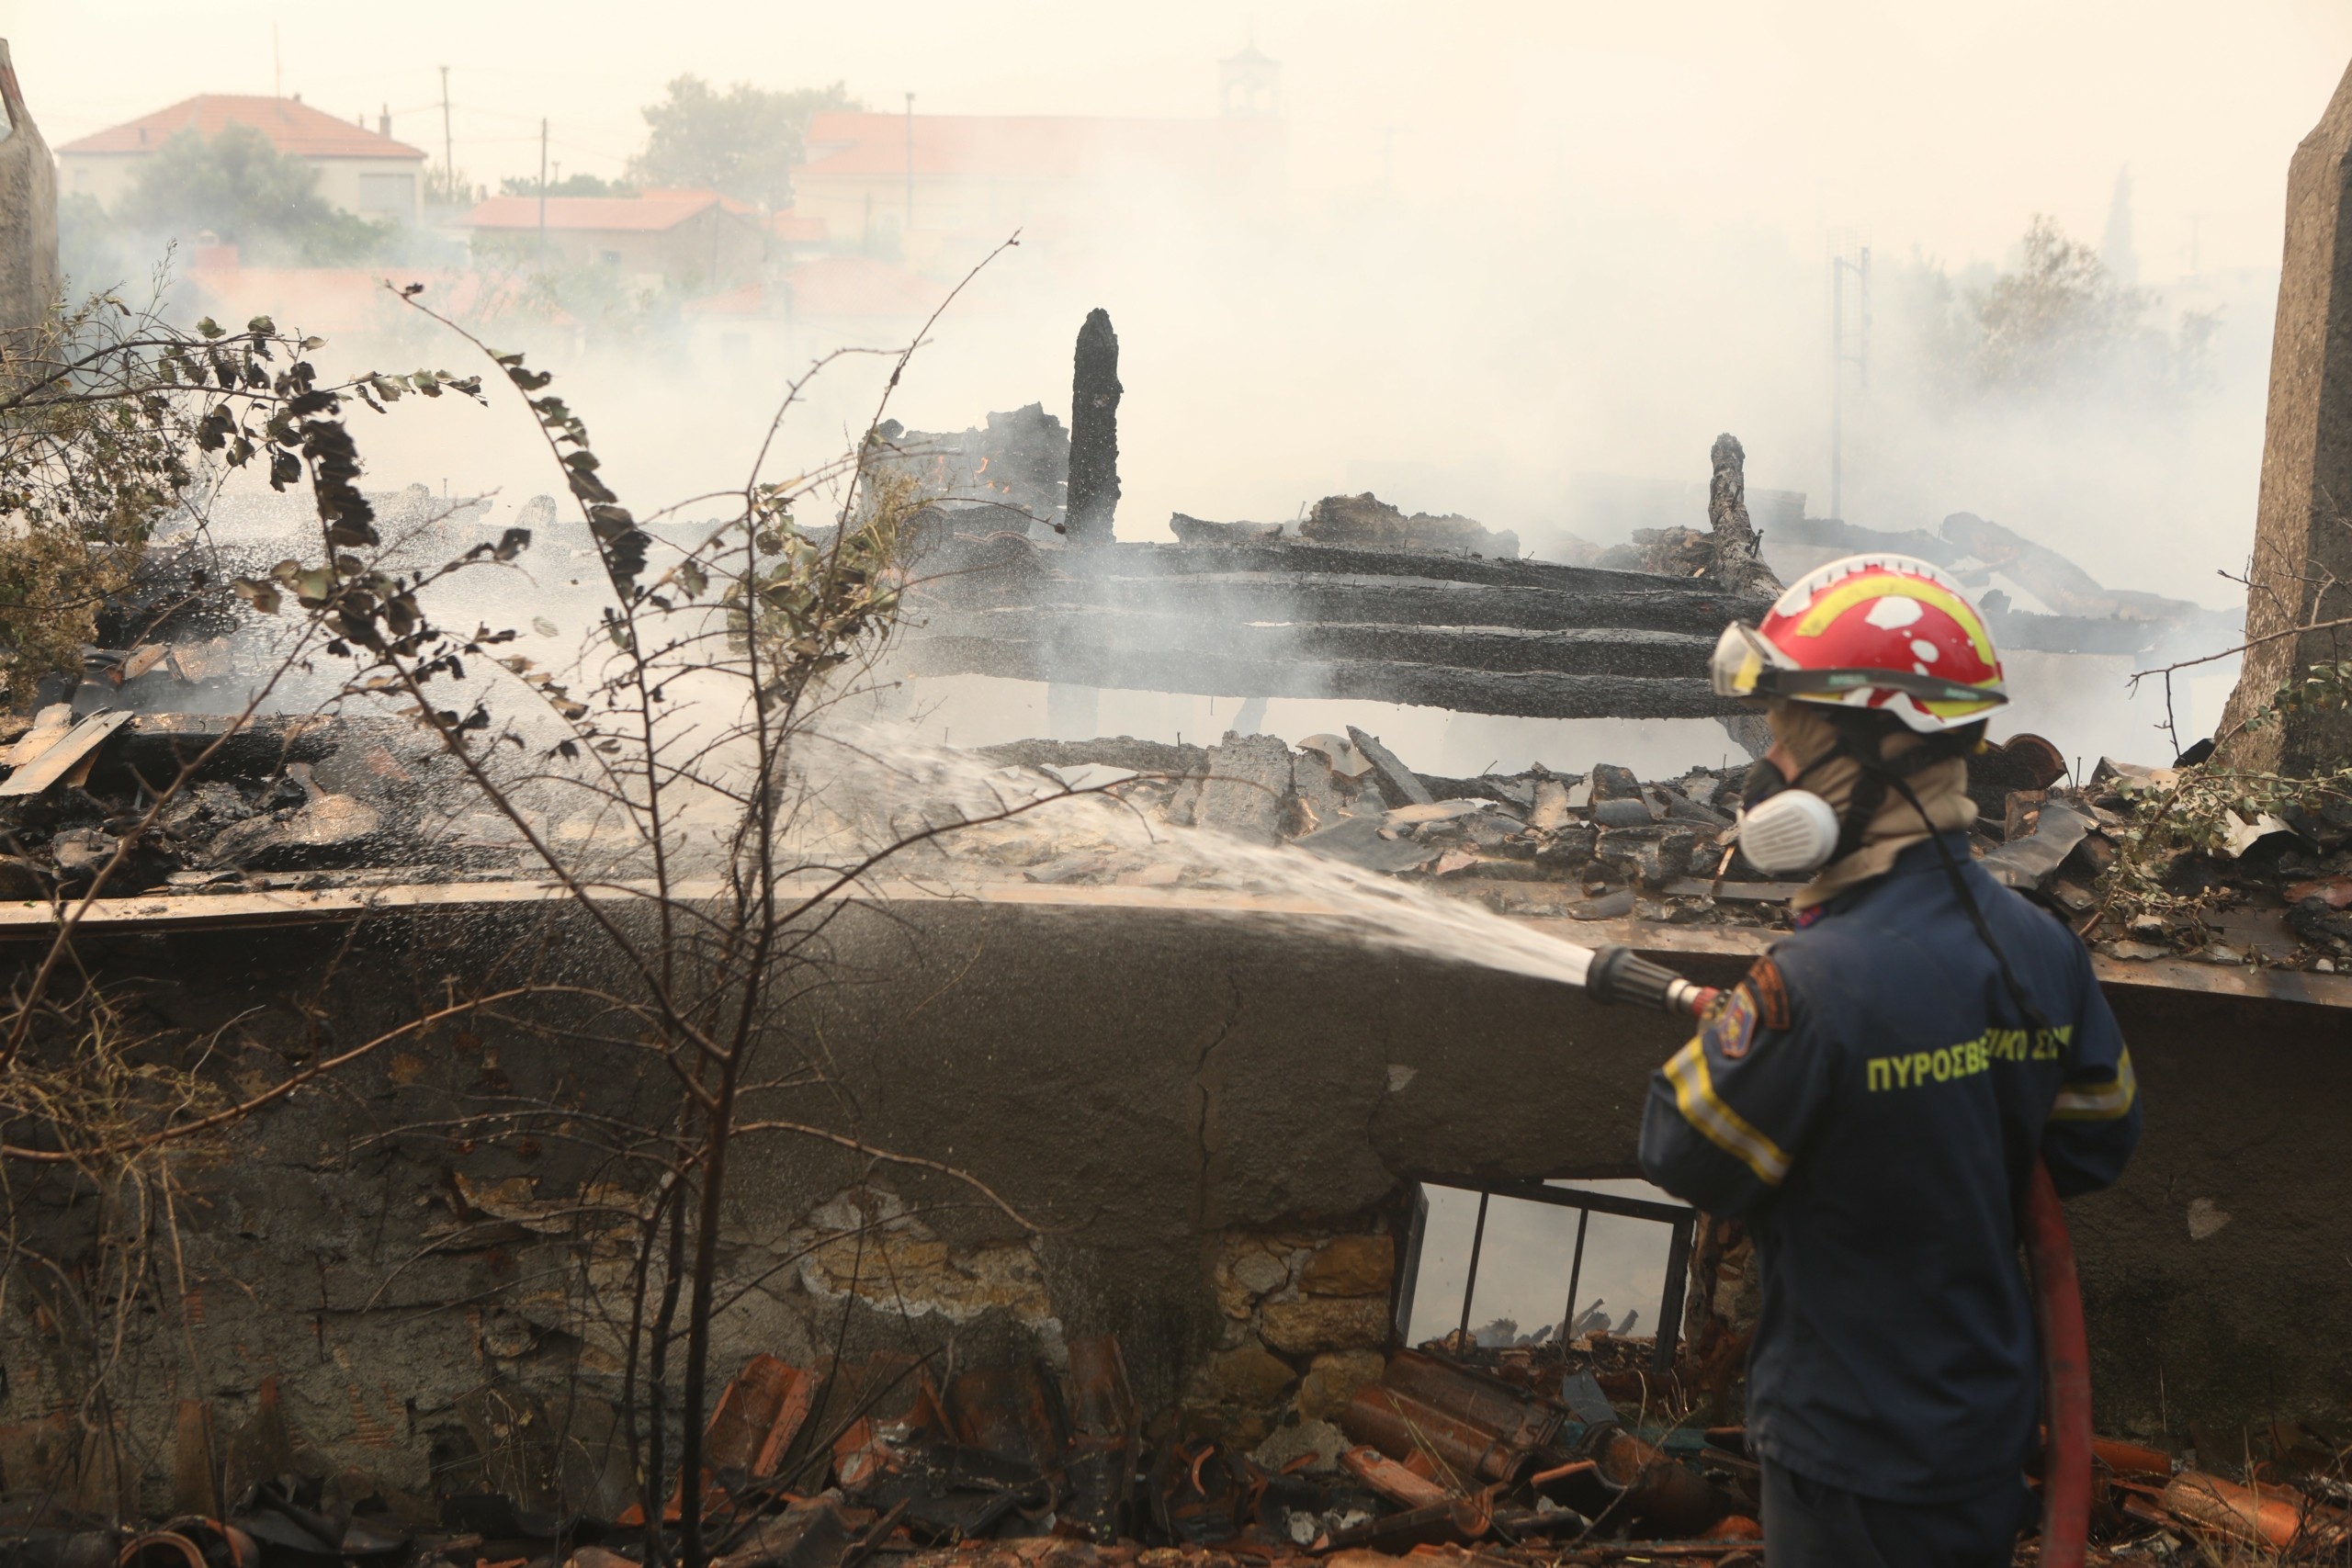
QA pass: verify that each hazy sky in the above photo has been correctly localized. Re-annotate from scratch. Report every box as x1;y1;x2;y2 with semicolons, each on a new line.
13;0;2349;761
11;1;2350;279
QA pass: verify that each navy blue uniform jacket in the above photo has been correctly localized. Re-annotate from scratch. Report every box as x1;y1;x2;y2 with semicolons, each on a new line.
1638;833;2140;1504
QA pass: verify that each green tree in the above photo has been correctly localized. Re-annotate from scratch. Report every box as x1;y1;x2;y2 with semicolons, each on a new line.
497;171;638;198
121;124;387;265
1893;214;2217;403
626;76;860;209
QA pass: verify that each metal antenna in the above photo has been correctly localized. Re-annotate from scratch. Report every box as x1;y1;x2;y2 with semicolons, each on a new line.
1828;235;1871;522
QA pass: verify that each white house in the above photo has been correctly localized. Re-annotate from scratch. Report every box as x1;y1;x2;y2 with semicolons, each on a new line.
56;95;427;224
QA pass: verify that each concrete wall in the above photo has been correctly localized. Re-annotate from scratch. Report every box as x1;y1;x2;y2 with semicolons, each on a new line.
0;897;2337;1517
58;152;422;223
470;208;765;291
0;41;58;337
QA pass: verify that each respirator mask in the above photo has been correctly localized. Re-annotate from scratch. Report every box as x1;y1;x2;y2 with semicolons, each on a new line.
1735;751;1846;876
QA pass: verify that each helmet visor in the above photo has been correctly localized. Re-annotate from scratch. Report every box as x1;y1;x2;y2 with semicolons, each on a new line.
1709;622;1786;699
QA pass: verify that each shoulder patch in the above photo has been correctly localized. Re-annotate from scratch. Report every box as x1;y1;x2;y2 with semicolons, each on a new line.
1705;984;1760;1061
1745;956;1792;1031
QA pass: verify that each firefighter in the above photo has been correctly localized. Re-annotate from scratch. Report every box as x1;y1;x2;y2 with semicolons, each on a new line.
1639;555;2140;1567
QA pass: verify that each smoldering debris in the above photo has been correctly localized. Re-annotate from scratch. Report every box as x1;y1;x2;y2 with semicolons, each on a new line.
1;682;2345;976
1768;509;2242;659
24;1326;2338;1568
894;521;1765;727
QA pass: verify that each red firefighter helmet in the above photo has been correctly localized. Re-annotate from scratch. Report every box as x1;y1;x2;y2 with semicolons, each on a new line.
1709;553;2007;733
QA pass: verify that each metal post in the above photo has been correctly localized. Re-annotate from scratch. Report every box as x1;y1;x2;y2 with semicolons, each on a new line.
1859;246;1873;389
1829;245;1873;523
1455;1190;1490;1346
1557;1208;1590;1346
537;118;548;257
1392;1184;1430;1344
1830;253;1843;523
439;65;453;192
1654;1213;1697;1374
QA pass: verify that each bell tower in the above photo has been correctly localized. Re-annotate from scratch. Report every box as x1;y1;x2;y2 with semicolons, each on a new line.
1218;41;1283;118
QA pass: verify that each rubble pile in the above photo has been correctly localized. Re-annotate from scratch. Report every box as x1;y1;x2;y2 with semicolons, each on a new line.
0;699;523;898
1164;494;1521;560
4;667;2347;980
969;729;2352;972
970;730;1766;926
2064;759;2352;973
25;1337;2346;1568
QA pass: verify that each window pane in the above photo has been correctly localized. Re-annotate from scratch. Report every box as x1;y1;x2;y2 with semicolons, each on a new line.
1402;1179;1685;1350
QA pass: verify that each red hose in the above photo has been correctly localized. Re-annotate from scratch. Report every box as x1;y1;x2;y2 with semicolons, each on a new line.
2023;1160;2092;1568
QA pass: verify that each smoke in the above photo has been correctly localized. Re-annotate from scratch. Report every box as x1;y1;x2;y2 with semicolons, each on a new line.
58;2;2344;774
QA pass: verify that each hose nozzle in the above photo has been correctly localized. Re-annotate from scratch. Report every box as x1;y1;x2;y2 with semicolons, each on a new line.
1586;946;1719;1019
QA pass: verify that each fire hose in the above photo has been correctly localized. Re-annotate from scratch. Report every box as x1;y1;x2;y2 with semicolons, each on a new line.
1583;944;2093;1567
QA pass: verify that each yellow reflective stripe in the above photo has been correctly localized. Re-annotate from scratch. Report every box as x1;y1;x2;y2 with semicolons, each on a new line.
1665;1038;1792;1186
2050;1048;2138;1122
1792;574;1998;667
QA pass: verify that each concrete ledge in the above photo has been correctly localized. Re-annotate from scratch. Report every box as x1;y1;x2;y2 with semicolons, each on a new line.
5;876;2344;1010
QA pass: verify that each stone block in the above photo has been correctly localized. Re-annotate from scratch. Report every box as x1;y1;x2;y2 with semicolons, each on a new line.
1214;1237;1291;1317
1196;735;1295;842
1250;1416;1348;1476
1193;1340;1298;1406
1299;1235;1394;1296
1259;1296;1389;1355
1296;1350;1385;1421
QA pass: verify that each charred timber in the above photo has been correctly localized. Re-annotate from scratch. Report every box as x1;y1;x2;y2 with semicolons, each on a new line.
916;609;1713;678
914;575;1752;637
897;527;1769;717
891;638;1730;718
911;528;1776;601
1066;309;1122;546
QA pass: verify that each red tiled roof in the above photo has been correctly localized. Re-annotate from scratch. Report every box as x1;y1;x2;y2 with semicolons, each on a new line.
640;186;758;215
59;95;425;160
798;112;1279;182
463;192;724;233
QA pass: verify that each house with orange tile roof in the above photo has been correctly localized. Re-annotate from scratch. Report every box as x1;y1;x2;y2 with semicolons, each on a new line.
461;189;769;292
57;95;427;223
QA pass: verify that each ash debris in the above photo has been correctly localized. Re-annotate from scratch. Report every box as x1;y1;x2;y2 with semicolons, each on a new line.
962;724;2352;974
878;406;1071;538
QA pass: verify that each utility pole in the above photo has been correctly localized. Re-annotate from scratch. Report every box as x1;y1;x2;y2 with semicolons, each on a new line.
438;65;453;202
537;118;549;258
1828;240;1871;522
903;93;915;243
272;23;281;100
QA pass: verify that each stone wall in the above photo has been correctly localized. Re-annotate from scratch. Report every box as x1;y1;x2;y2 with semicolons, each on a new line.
0;897;2340;1517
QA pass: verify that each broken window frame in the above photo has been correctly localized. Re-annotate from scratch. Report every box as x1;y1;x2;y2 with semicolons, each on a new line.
1394;1175;1697;1375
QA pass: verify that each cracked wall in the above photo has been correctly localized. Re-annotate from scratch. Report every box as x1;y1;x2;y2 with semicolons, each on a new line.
0;900;2338;1517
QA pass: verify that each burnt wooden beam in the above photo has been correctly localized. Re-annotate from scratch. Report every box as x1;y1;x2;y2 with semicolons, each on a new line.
910;526;1775;602
914;608;1713;678
896;517;1769;718
892;637;1734;719
1066;310;1122;546
910;574;1753;637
